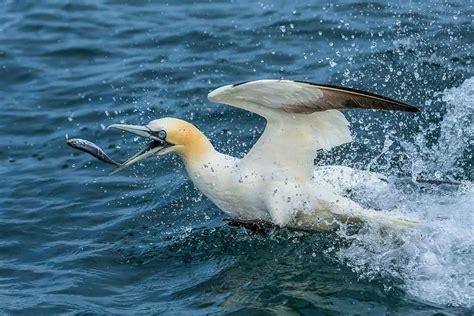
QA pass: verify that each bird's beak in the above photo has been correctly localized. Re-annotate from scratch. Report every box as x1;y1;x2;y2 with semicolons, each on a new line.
107;123;173;174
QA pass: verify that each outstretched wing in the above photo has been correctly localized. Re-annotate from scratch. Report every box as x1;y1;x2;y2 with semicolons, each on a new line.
208;80;418;181
209;80;418;115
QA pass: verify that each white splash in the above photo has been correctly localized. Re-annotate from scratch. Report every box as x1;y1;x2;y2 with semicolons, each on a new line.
410;76;474;179
335;77;474;307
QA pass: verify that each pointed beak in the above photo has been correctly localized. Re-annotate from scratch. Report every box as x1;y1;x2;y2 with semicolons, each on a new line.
107;124;151;138
107;123;171;174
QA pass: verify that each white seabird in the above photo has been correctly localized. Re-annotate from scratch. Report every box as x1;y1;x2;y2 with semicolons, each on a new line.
108;80;419;231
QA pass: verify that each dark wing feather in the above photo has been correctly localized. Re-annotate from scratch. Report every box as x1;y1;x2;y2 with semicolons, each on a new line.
289;80;419;113
208;80;419;117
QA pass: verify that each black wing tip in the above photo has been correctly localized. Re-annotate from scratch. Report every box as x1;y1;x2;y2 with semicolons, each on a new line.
293;80;421;113
405;105;420;112
387;102;420;113
232;81;250;87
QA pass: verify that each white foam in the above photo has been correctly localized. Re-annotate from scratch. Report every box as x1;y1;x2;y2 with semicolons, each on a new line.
336;77;474;307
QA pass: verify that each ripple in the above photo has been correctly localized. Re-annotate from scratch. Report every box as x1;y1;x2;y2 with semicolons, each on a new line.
0;0;472;314
42;47;111;58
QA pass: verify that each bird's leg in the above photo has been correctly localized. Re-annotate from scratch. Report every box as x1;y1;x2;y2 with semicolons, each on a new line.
225;218;280;236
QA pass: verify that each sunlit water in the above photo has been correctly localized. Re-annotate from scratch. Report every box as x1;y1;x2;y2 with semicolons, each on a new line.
0;1;472;314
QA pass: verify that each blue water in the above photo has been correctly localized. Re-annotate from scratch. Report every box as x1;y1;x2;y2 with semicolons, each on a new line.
1;1;473;314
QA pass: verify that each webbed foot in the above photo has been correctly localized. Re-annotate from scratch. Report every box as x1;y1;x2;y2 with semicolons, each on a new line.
225;218;280;236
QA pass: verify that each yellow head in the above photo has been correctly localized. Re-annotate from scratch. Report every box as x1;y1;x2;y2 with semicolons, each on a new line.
108;117;214;170
147;118;213;160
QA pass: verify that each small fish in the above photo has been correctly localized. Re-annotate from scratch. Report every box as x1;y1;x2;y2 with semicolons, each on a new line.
66;137;121;167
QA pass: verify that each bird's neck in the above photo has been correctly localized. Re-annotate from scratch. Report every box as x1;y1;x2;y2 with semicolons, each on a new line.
174;124;217;164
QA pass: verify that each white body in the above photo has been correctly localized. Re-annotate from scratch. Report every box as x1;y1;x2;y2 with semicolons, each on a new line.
198;80;414;229
182;150;392;231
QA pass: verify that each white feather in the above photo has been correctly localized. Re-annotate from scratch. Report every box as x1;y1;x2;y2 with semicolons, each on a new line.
208;80;352;181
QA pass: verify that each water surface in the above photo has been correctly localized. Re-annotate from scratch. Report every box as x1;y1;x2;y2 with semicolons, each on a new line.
1;1;473;314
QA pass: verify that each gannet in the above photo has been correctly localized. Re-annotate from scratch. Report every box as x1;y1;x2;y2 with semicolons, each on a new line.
108;80;419;231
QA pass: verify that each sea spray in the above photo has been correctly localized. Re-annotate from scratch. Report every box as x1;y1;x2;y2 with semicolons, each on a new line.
334;78;474;307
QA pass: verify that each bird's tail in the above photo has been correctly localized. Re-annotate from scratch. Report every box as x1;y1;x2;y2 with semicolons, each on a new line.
362;210;418;227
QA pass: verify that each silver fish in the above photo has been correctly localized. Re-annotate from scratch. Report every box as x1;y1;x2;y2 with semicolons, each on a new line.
66;138;121;167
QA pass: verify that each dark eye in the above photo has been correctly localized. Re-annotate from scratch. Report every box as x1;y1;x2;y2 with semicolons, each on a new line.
157;130;167;139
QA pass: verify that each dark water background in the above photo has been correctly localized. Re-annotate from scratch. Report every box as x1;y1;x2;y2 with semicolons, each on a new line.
1;0;473;314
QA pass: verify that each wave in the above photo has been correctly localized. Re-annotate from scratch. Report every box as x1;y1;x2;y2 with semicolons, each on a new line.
336;77;474;307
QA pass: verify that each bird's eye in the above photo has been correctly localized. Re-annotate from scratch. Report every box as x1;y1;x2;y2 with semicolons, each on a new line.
157;130;167;139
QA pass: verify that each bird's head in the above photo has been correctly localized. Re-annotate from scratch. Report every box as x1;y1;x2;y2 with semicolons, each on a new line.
108;117;213;172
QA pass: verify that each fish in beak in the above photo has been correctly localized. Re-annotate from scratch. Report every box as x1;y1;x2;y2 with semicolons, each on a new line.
107;123;173;174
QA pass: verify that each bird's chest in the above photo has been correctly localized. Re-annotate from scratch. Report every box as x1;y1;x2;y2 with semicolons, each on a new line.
185;160;269;220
